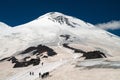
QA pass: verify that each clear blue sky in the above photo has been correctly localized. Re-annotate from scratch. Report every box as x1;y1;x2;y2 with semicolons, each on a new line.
0;0;120;36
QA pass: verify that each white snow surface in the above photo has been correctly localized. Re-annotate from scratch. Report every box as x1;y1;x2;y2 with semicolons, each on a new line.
0;12;120;59
7;59;69;80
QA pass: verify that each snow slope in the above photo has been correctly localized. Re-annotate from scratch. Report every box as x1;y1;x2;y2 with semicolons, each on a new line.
7;59;68;80
0;12;120;80
0;12;120;59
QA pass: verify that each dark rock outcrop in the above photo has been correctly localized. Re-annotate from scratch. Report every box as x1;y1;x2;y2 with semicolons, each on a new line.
82;51;107;59
13;57;40;68
21;47;36;54
63;43;86;53
0;57;10;62
0;44;57;68
60;35;70;40
20;44;57;56
8;56;18;63
63;43;107;59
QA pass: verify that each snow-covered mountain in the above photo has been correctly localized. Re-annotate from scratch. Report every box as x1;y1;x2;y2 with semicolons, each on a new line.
0;12;120;59
0;12;120;80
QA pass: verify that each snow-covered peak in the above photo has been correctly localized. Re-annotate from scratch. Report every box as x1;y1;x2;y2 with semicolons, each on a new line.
37;12;95;28
43;12;69;24
37;12;71;25
38;12;65;19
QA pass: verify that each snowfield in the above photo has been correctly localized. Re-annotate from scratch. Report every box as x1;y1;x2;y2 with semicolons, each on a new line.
7;59;69;80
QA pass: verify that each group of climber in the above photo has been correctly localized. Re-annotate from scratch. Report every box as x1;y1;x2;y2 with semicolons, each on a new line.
29;71;49;79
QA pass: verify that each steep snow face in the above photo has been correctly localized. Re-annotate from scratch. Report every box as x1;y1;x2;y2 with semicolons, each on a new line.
0;12;120;59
